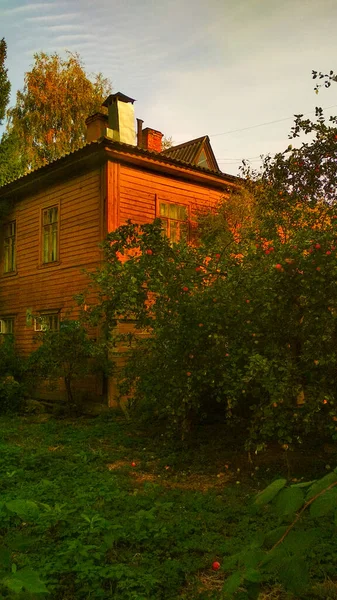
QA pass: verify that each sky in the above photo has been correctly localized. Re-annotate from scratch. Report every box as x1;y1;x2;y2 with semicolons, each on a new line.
1;0;337;176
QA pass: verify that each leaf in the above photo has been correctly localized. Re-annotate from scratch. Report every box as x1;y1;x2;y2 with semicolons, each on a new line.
222;571;243;596
278;558;309;594
0;546;11;569
274;486;304;516
290;480;316;488
305;472;337;500
244;568;262;583
310;488;337;517
2;567;49;594
222;551;245;571
263;526;288;549
254;479;287;507
240;549;266;570
282;529;320;554
6;499;39;520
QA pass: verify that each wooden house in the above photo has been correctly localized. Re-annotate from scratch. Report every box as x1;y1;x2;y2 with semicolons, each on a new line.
0;92;237;404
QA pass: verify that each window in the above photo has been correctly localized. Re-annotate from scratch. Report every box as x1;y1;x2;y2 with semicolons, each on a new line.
34;313;59;332
4;221;16;273
42;206;58;263
0;317;14;335
159;201;188;243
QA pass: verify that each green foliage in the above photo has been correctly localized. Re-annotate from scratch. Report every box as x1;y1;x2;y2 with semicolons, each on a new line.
221;469;337;598
3;51;112;177
2;567;49;594
254;479;287;507
0;336;28;413
82;100;337;448
0;38;10;125
29;319;112;407
0;416;272;600
0;129;27;187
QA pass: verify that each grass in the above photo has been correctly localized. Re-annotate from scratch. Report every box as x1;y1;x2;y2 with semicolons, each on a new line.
0;413;336;599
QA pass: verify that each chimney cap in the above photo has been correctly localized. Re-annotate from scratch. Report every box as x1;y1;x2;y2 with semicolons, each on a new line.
102;92;136;107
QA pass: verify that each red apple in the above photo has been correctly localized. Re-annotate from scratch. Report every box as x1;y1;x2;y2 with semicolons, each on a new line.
314;243;321;250
212;561;221;571
131;462;136;467
146;249;153;255
275;264;283;270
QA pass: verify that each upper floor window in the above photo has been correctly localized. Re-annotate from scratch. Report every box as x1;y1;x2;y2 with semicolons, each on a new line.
0;317;14;335
159;201;188;243
4;221;16;273
42;206;58;263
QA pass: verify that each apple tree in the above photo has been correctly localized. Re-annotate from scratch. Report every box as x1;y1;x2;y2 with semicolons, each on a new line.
83;107;337;448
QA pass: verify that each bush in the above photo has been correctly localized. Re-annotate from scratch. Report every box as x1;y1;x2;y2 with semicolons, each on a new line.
84;107;337;449
29;319;112;410
0;336;27;413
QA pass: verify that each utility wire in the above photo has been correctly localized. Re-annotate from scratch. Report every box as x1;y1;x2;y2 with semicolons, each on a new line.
209;104;337;138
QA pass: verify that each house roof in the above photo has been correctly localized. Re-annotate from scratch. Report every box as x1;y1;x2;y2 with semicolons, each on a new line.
162;136;220;172
0;135;238;198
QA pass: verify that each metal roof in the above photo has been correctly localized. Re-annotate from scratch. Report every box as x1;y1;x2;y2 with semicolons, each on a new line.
162;135;220;172
0;136;238;196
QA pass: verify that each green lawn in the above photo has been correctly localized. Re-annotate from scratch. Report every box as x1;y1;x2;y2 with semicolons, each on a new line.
0;414;336;599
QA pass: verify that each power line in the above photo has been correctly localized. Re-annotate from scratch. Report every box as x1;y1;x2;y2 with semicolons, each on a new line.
217;154;261;161
209;104;337;138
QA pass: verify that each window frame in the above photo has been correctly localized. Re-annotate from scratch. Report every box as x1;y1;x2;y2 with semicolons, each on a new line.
0;317;15;335
156;196;190;244
34;312;60;332
41;204;59;265
3;220;16;274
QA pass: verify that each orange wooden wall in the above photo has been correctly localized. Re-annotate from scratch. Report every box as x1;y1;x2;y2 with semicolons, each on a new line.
107;161;225;230
0;167;104;355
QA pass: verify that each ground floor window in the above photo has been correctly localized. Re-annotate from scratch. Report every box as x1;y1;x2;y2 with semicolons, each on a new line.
0;317;14;335
34;313;59;332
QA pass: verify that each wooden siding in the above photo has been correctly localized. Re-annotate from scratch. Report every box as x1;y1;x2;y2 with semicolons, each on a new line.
115;162;225;228
0;168;105;357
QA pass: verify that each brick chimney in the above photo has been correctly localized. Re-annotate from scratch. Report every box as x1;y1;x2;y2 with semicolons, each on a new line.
85;112;108;143
141;127;163;152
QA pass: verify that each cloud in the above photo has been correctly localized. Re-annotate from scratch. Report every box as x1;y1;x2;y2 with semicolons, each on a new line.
25;12;78;22
46;24;83;31
53;33;96;42
2;3;54;15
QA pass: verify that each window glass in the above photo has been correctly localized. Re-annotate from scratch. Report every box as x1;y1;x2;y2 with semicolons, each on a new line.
4;221;16;273
0;317;14;334
42;207;58;263
34;313;59;332
159;202;188;243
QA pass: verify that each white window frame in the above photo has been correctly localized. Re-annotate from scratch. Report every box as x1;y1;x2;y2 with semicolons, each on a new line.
34;313;59;332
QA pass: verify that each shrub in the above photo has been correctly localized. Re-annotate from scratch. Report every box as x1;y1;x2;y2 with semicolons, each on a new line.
83;106;337;449
0;336;27;413
29;319;112;410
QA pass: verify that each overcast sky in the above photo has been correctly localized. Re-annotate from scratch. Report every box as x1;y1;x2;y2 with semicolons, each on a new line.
1;0;337;175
